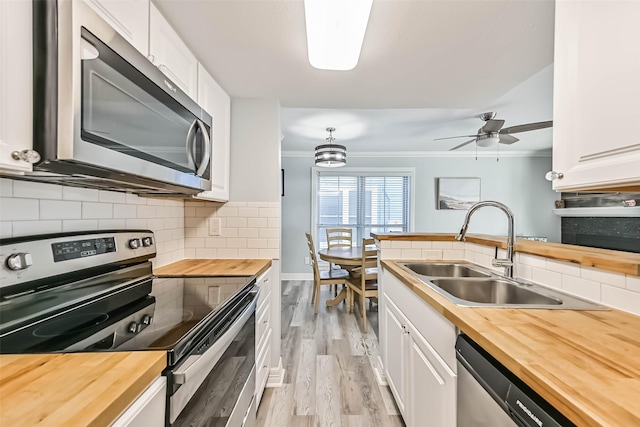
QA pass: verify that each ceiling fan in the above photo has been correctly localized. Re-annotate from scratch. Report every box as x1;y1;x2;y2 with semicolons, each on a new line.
435;112;553;151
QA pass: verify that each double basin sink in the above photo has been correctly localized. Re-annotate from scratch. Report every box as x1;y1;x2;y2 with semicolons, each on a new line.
400;262;605;309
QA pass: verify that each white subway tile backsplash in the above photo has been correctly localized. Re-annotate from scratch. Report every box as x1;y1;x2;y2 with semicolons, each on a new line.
546;259;581;277
391;240;412;249
0;179;13;197
228;217;248;228
627;275;640;293
239;228;259;238
63;186;100;202
248;218;268;228
258;207;279;218
126;218;148;229
237;207;258;217
601;285;640;316
83;202;113;219
13;220;61;236
432;241;453;249
125;193;147;205
561;275;601;302
98;190;126;203
410;241;432;249
217;248;239;258
1;198;39;220
136;205;156;218
239;249;261;258
531;267;562;290
581;267;626;289
62;219;98;232
1;222;12;238
13;180;62;199
442;249;465;260
98;219;126;230
40;200;81;220
518;253;548;269
113;204;137;219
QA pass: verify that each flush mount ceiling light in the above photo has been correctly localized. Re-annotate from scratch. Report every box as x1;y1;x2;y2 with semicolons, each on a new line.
304;0;373;71
475;133;501;147
315;127;346;167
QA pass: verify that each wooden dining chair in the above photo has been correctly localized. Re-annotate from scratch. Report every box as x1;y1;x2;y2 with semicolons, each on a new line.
346;237;378;332
325;228;352;267
305;232;349;314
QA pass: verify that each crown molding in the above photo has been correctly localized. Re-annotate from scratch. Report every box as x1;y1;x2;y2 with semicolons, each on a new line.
282;150;552;158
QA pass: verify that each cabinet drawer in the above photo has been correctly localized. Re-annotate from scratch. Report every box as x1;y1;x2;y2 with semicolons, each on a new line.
256;294;271;349
255;328;272;403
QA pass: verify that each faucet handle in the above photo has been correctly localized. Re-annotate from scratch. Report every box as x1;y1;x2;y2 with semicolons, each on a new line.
492;258;513;268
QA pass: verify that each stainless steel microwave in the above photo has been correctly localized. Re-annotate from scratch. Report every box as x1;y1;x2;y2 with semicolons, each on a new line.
26;0;212;196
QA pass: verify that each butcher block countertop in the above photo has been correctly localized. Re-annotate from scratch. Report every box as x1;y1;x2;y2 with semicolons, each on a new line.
372;232;640;276
383;260;640;427
154;258;271;277
0;351;166;427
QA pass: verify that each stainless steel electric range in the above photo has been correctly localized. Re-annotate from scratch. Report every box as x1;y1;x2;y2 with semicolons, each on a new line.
0;230;257;427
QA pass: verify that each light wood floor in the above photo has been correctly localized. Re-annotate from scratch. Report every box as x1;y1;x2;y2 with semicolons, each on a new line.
257;281;405;427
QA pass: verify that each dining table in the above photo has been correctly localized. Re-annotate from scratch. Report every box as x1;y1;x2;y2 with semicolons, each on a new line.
317;245;376;306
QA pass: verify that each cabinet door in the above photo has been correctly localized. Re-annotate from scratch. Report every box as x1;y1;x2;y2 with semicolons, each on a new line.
111;376;166;427
408;323;456;427
0;0;33;173
149;3;198;100
82;0;149;55
382;295;408;417
194;64;231;202
552;0;640;191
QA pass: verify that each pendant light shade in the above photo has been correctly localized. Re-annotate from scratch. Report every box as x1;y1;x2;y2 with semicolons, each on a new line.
315;127;346;167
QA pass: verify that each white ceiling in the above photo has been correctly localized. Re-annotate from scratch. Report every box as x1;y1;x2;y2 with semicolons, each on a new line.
154;0;556;154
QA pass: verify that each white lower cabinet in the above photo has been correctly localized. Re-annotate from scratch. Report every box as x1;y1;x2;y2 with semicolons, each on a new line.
110;376;166;427
381;267;457;427
255;268;272;405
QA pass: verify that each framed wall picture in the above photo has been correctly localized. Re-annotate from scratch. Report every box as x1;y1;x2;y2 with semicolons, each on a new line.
436;177;481;210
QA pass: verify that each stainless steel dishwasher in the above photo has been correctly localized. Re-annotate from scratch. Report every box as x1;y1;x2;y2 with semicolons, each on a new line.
455;334;575;427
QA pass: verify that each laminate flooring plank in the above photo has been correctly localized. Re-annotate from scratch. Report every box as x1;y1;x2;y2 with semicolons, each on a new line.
259;383;295;427
263;282;405;427
294;339;317;416
316;355;342;427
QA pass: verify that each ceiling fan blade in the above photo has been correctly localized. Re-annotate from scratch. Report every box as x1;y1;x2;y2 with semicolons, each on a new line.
498;134;519;145
449;139;476;151
500;120;553;135
434;134;479;141
480;119;505;133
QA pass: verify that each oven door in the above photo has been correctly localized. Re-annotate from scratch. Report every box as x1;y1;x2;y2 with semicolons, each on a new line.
169;286;258;426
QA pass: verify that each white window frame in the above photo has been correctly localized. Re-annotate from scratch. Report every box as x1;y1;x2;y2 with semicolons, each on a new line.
310;167;416;250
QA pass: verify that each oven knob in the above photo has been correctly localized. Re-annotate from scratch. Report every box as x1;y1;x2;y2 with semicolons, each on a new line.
6;253;33;271
128;238;141;249
127;322;141;334
141;237;153;247
141;314;153;325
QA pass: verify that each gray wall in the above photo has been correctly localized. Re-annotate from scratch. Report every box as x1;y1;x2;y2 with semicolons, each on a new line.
281;154;560;274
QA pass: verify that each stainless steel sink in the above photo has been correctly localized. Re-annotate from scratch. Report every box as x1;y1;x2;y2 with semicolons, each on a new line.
429;278;562;306
402;262;490;278
399;261;607;309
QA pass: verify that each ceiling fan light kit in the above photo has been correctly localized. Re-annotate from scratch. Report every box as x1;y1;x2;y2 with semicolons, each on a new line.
315;127;347;167
303;0;373;71
434;111;553;151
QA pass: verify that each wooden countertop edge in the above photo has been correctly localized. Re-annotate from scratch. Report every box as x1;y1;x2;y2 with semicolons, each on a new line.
154;259;272;277
0;351;167;427
381;260;640;427
372;233;640;276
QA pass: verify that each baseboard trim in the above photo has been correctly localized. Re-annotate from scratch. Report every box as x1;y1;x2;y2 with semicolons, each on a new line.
266;357;285;388
281;273;313;281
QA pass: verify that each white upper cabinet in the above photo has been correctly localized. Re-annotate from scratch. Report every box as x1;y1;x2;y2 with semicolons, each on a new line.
552;0;640;191
82;0;149;55
149;3;198;100
0;0;33;173
195;64;231;202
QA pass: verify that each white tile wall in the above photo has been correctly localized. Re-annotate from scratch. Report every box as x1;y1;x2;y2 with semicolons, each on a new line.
0;179;185;267
184;201;280;260
379;238;640;316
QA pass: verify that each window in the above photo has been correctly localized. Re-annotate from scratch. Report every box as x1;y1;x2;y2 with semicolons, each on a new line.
313;168;414;248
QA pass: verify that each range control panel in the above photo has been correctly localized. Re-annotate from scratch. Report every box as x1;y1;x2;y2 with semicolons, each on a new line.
52;237;116;262
1;230;156;290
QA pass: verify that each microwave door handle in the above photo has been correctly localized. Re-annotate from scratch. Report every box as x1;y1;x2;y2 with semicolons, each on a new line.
185;119;198;171
195;119;211;177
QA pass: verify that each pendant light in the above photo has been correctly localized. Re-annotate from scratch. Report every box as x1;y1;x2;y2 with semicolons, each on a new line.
315;127;346;167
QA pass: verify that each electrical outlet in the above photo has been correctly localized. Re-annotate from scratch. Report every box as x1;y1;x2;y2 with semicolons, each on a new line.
304;257;310;265
209;218;221;236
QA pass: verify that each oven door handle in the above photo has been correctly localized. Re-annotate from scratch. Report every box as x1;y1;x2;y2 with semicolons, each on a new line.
173;288;259;385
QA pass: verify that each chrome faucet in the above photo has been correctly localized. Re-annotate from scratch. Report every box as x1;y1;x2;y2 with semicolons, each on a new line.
455;201;515;278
